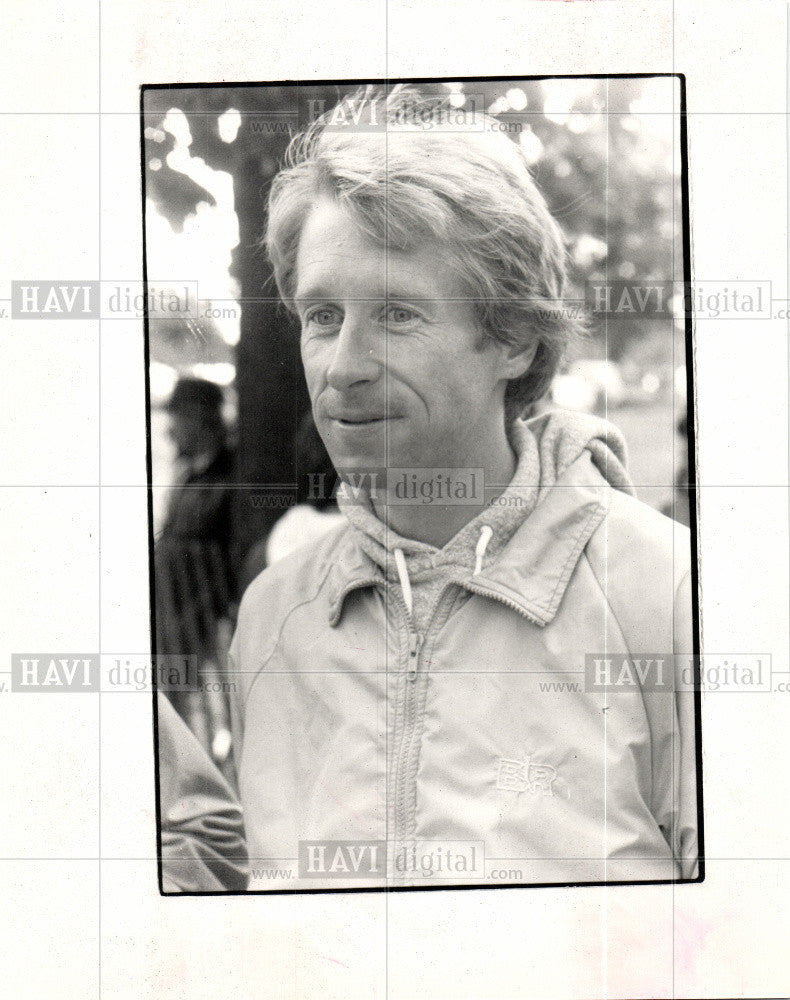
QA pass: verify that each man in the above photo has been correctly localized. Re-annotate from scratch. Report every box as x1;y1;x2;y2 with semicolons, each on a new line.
229;89;699;890
155;376;236;764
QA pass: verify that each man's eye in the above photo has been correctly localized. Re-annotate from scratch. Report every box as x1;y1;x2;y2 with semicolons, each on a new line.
305;307;340;328
386;306;418;325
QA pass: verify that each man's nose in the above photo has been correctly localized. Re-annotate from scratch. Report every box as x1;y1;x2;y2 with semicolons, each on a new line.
325;316;382;392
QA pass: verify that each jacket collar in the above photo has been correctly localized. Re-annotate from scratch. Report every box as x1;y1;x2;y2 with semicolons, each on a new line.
326;533;383;626
326;452;608;628
456;454;607;626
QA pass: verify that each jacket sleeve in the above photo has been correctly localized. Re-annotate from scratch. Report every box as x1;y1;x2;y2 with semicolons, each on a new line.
672;569;700;879
157;693;249;892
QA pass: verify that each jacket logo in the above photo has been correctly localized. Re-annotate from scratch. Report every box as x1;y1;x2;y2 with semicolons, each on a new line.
496;757;559;796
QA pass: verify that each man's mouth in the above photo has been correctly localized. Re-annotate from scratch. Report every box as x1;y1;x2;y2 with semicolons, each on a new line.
330;414;397;427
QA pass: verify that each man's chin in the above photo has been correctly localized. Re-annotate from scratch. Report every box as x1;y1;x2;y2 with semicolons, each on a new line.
326;447;391;478
334;460;389;484
323;429;420;486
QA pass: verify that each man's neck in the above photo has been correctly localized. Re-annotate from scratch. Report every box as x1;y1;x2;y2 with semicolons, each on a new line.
370;438;517;548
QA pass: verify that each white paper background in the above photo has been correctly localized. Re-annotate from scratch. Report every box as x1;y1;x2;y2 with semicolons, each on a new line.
1;1;788;996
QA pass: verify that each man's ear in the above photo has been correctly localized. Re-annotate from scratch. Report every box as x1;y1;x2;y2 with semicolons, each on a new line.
498;337;539;381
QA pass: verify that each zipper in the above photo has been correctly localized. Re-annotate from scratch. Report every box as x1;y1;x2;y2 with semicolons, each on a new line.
455;578;547;627
391;585;462;845
407;632;423;681
384;585;420;846
378;581;423;852
394;622;422;846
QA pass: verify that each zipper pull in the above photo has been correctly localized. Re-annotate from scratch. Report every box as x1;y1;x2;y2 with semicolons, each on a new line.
407;633;423;681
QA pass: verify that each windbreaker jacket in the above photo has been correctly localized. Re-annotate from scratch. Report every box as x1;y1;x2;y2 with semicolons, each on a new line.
229;451;700;890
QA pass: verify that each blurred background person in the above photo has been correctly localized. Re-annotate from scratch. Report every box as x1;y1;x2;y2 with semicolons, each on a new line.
154;376;237;770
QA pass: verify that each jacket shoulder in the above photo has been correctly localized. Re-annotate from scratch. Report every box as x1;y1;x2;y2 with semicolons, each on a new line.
229;522;351;707
239;520;349;619
583;488;693;652
590;488;691;569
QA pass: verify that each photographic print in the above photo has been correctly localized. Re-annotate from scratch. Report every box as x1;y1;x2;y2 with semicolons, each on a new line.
142;76;702;894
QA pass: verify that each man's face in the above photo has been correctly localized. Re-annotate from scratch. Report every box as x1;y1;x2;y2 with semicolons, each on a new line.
294;198;514;478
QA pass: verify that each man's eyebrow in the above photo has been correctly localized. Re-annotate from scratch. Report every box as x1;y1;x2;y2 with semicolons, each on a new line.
293;285;333;306
293;283;452;306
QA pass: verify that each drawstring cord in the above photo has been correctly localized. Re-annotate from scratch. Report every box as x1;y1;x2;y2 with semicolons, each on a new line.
393;547;413;618
394;524;493;621
474;525;493;576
